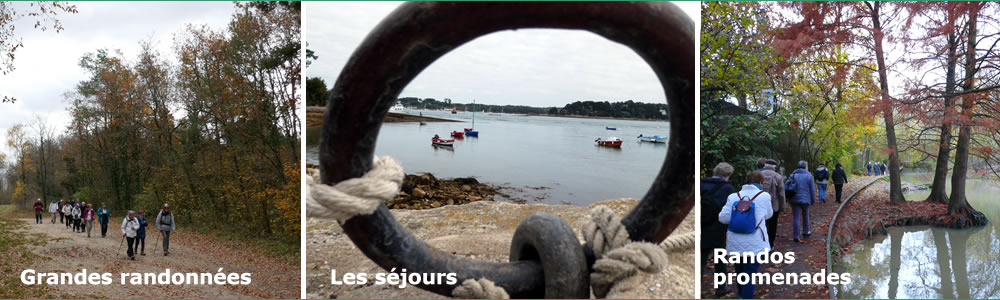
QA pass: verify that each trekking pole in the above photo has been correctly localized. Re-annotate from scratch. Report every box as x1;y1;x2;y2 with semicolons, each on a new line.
152;228;160;255
116;234;125;258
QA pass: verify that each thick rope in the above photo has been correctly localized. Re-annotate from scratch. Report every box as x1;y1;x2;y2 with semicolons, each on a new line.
452;278;510;299
583;206;689;298
306;156;404;222
660;231;695;252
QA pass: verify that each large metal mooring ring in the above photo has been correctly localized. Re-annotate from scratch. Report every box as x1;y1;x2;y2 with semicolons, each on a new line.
509;213;590;298
320;2;695;298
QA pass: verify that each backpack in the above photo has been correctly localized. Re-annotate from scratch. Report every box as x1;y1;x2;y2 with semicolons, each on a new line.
701;182;727;227
728;191;764;234
816;169;829;181
784;173;798;200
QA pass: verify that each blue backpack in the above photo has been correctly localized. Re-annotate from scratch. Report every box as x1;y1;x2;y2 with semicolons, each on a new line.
728;191;764;234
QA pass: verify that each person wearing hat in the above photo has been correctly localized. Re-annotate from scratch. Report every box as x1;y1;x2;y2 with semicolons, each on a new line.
121;210;140;260
155;203;176;256
136;211;149;256
71;202;82;232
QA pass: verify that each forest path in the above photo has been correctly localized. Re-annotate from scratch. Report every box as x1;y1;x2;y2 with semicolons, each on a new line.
17;217;298;299
701;176;881;299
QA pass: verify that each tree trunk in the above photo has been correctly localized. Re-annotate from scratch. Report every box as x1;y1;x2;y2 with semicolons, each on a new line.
870;2;905;204
928;24;960;204
950;5;976;212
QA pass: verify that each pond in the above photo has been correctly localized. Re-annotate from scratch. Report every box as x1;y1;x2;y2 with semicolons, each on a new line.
833;172;1000;299
306;109;670;206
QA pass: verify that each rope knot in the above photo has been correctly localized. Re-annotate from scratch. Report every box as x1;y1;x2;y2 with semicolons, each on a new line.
307;156;404;222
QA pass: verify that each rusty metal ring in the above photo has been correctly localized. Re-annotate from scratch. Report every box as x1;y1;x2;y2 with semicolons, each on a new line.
509;213;590;298
320;2;695;298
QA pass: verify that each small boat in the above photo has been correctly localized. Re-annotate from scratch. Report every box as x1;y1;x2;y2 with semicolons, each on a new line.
463;128;478;137
638;134;667;143
596;137;623;147
451;131;465;137
606;127;617;130
451;107;457;114
419;121;427;126
432;137;455;146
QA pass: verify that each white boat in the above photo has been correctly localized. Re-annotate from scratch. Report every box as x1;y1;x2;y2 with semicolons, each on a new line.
391;103;406;111
638;135;667;143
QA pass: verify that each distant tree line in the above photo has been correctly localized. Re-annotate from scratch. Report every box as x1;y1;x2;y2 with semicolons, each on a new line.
304;77;668;120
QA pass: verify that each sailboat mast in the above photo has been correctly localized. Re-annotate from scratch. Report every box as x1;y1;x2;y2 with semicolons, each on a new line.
472;99;476;129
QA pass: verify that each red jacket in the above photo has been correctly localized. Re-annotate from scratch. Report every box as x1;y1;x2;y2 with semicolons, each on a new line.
34;203;43;212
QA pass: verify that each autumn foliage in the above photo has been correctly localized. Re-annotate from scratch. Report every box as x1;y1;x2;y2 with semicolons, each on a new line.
3;3;301;252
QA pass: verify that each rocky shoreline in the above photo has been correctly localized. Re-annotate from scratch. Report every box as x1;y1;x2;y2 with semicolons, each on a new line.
390;173;526;209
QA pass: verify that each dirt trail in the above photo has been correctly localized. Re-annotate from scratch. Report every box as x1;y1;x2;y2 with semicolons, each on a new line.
17;218;298;299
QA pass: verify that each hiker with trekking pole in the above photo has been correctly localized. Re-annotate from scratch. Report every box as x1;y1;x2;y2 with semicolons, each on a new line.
155;203;176;256
121;210;140;260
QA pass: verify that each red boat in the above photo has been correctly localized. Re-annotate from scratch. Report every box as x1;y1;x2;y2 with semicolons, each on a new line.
451;131;465;137
432;137;455;146
451;107;457;114
596;137;623;147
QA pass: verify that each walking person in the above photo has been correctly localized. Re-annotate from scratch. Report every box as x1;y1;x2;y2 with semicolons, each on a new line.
71;202;82;232
83;204;96;238
832;163;848;204
62;202;72;229
136;211;148;256
814;163;830;204
79;201;88;233
121;211;140;260
880;162;887;176
757;158;784;250
701;162;736;297
97;203;110;238
155;204;176;256
49;200;58;224
58;200;65;224
719;171;773;299
786;160;816;243
33;199;44;224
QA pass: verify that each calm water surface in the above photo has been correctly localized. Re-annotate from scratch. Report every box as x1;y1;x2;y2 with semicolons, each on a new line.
307;109;669;206
834;172;1000;299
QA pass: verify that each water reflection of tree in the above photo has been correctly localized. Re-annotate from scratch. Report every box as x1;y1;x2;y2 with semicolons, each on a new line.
836;236;889;299
840;221;998;299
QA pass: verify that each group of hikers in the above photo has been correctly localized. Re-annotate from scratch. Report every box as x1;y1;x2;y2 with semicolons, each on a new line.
701;158;849;299
31;199;177;261
866;161;887;176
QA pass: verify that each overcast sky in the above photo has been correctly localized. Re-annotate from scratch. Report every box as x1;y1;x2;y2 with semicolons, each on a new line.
306;2;698;107
0;2;234;155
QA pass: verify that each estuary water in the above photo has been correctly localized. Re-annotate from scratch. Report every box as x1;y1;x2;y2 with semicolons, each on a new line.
306;109;670;206
833;172;1000;299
